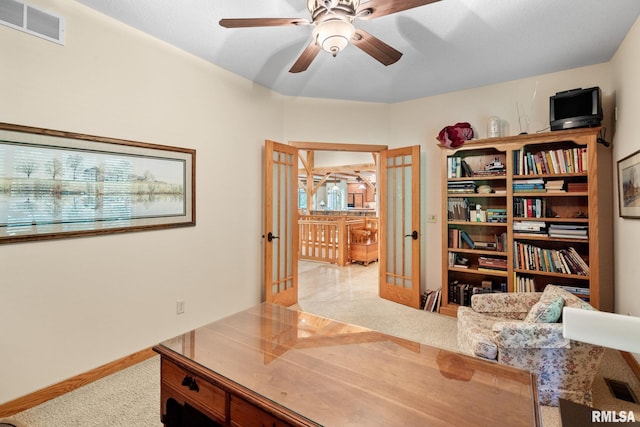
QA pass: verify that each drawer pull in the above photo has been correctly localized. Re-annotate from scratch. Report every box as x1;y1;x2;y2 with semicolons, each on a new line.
180;375;200;392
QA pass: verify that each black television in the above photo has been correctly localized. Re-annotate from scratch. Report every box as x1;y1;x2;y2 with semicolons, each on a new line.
549;87;602;131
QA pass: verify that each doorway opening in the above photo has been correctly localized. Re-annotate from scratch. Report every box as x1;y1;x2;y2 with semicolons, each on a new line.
264;140;421;309
292;141;383;300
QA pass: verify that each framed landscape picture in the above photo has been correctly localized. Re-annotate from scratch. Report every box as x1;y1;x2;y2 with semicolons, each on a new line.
617;148;640;218
0;122;195;243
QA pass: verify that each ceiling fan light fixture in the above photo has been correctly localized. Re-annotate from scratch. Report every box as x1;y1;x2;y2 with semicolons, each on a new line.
313;19;355;57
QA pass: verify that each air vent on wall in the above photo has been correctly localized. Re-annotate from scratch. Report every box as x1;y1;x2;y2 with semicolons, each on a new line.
0;0;64;45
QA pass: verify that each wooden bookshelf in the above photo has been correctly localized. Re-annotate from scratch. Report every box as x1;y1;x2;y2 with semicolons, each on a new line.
440;128;613;317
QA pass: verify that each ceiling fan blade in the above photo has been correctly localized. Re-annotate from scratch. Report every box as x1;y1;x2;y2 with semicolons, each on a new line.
289;41;322;73
356;0;441;20
219;18;310;28
351;30;402;66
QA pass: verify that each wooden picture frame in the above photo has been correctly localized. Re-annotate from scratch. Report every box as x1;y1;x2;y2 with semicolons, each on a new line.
0;122;195;243
617;148;640;218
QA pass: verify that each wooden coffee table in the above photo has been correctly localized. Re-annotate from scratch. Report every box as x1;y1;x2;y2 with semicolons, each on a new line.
154;303;540;426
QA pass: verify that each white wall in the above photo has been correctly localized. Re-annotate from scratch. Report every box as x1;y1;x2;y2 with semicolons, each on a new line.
611;16;640;362
0;1;282;404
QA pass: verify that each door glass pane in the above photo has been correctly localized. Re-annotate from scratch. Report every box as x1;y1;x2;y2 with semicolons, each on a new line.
385;153;414;289
272;161;280;288
404;161;413;289
270;151;295;294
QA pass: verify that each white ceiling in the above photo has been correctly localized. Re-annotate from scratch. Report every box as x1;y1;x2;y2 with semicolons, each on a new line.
74;0;640;103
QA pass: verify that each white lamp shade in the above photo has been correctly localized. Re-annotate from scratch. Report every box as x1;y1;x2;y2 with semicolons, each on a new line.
563;307;640;353
313;19;355;55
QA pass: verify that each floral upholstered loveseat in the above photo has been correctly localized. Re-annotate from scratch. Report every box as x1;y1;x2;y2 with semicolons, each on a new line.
457;284;605;406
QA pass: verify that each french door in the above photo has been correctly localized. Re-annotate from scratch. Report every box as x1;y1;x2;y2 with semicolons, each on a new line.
263;140;298;306
263;141;420;309
379;145;421;308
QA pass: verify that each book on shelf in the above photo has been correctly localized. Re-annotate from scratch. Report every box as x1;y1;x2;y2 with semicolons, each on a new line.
461;160;474;177
448;198;469;221
555;285;590;296
513;220;547;234
515;274;537;292
447;157;475;178
449;253;469;268
567;182;588;192
473;169;506;177
548;224;588;239
459;230;475;249
448;180;476;194
448;229;476;249
478;256;508;270
448;281;473;306
513;147;588;176
422;288;442;312
474;241;497;251
486;208;507;223
513;242;589;275
514;198;547;219
545;179;565;192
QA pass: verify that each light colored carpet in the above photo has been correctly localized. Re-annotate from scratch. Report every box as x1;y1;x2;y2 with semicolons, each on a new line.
9;261;640;426
11;357;162;427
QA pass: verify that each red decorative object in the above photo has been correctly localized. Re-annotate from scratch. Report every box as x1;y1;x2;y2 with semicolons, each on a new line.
437;122;474;148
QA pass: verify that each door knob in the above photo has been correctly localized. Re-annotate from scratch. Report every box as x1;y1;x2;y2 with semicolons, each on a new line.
266;232;279;242
404;230;418;240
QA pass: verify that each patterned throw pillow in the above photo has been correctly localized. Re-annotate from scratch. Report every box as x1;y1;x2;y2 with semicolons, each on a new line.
524;296;564;323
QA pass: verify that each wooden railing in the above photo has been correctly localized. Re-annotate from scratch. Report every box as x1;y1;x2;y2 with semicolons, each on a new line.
298;215;378;266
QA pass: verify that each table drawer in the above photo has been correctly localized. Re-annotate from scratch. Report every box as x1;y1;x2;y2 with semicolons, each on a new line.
230;395;292;427
161;359;227;421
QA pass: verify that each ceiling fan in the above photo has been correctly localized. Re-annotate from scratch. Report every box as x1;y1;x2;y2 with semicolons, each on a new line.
219;0;441;73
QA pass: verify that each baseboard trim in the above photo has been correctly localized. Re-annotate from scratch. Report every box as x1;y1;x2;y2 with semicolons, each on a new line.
621;351;640;383
0;347;156;418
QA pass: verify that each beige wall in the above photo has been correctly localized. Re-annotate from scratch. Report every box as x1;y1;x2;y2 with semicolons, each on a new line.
0;1;283;403
1;1;638;404
611;17;640;362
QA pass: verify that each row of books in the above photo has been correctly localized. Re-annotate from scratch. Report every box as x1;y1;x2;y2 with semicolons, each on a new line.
447;197;470;221
514;178;586;194
486;208;507;223
545;179;565;192
447;157;474;178
513;278;590;300
447;180;476;194
449;229;475;249
514;274;538;292
513;220;546;234
548;224;588;239
513;147;588;176
513;242;589;276
448;281;506;306
478;256;508;271
514;197;547;218
513;178;545;192
557;285;590;296
421;288;442;312
449;229;507;251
